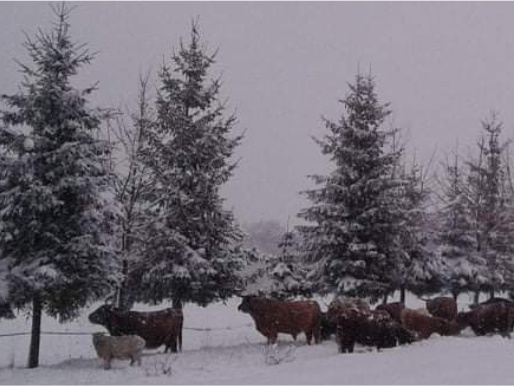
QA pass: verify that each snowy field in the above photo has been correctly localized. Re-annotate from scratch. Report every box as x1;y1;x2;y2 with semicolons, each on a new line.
2;293;514;384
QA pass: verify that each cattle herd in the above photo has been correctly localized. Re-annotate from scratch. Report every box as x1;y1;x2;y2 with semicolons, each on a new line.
87;295;514;369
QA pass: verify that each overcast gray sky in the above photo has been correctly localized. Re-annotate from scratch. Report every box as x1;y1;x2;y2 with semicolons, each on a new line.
2;2;514;226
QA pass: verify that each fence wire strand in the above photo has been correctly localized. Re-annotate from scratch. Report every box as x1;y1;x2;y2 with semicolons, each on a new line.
0;323;254;338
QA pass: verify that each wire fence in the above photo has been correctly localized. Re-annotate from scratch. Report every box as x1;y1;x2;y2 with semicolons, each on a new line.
0;323;254;339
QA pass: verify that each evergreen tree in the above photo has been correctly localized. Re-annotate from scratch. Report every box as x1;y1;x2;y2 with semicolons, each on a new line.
0;5;118;368
467;116;514;297
138;21;243;308
437;146;483;299
298;73;404;301
395;159;445;300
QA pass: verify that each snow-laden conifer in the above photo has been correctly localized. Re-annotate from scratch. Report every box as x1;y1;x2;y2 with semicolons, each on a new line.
299;73;404;301
0;4;119;368
437;146;483;299
137;21;243;308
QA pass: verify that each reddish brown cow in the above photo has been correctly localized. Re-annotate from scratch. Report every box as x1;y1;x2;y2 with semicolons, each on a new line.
457;302;514;338
238;296;321;345
375;302;404;324
89;305;183;353
401;308;460;340
423;297;458;321
336;308;414;353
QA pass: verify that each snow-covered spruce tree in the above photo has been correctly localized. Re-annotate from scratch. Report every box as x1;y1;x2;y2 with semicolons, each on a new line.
110;73;154;310
394;158;445;301
437;146;483;300
0;5;118;368
260;230;312;300
137;21;244;308
298;73;404;302
466;115;514;298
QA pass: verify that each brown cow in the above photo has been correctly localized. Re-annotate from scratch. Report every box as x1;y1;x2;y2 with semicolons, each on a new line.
375;302;404;324
401;308;460;340
336;308;414;353
238;296;321;345
423;297;458;321
89;305;183;353
457;302;514;338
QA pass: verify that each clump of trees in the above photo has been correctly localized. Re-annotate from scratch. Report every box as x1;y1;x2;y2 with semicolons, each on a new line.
0;8;245;368
4;3;514;370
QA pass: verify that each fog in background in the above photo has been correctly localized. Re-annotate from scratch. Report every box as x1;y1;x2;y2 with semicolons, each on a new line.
2;2;514;228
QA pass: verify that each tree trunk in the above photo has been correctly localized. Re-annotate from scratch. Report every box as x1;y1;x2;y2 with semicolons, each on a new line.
473;290;480;305
117;259;130;310
28;294;42;369
489;288;495;300
451;290;459;301
400;286;406;306
382;293;388;305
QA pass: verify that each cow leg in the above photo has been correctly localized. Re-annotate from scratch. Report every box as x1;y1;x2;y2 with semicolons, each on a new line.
104;357;111;370
171;336;178;353
306;331;313;345
130;356;135;366
314;326;321;344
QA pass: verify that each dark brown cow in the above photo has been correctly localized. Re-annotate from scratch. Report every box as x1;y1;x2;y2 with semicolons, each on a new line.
326;297;370;324
376;302;404;324
423;297;458;321
322;297;372;341
401;308;460;340
336;308;414;353
457;302;514;338
88;305;183;353
238;296;321;345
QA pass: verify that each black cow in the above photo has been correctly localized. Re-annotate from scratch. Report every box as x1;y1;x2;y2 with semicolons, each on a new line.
336;308;414;353
89;305;183;353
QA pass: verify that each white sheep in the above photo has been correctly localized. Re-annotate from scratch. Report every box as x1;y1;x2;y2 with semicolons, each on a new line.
92;332;146;370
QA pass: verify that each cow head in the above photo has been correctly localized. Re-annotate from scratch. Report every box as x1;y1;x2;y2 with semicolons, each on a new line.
0;302;15;320
238;296;255;313
89;304;114;326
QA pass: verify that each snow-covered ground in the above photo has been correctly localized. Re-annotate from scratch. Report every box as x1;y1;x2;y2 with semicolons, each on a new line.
1;293;514;384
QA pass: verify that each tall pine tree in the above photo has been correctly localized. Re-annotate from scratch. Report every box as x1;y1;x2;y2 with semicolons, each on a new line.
467;116;514;298
0;5;118;368
437;146;483;299
137;21;243;308
299;73;404;301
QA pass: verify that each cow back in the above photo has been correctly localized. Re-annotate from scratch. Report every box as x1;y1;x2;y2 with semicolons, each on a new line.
426;297;457;321
376;302;403;324
245;298;321;337
401;308;454;340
